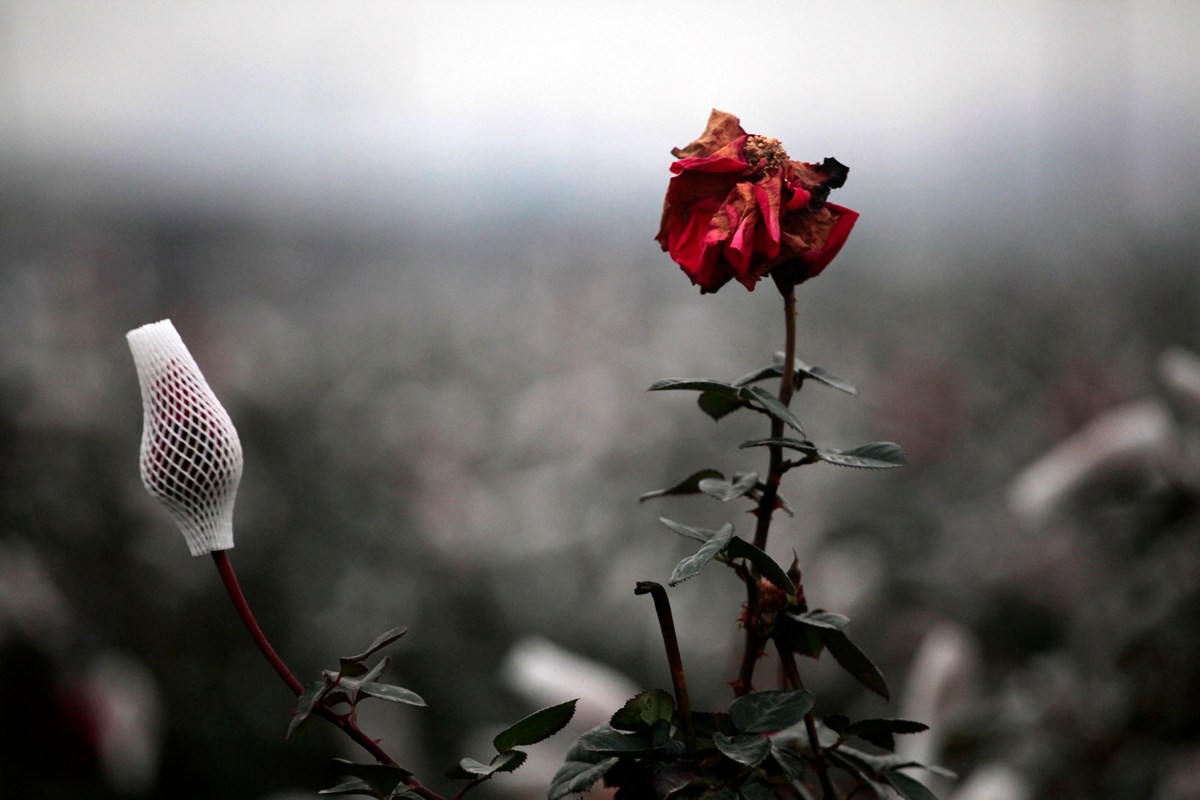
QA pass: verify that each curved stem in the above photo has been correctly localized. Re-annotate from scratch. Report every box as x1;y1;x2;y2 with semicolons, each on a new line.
211;551;445;800
212;550;304;695
636;581;695;755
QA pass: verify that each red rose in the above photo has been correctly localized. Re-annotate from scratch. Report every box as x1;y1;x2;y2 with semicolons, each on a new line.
655;109;859;294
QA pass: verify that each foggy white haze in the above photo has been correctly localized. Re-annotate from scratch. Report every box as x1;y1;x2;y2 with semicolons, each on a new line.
3;0;1198;247
4;4;1200;798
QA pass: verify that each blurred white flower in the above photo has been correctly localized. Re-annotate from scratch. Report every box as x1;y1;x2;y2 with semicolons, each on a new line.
1158;346;1200;416
127;319;243;555
1007;399;1177;527
502;636;639;728
80;651;165;796
898;622;982;768
482;637;638;798
949;763;1031;800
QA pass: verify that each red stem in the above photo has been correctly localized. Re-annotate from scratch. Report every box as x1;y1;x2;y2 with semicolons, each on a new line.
212;550;304;695
211;551;444;800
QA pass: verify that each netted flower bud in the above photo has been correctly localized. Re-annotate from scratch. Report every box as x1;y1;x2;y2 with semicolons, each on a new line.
127;320;243;556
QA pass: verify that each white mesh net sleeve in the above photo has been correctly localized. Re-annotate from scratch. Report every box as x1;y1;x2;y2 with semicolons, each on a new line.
127;320;243;556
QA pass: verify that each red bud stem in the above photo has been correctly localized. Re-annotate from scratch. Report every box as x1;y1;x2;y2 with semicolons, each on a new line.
211;552;445;800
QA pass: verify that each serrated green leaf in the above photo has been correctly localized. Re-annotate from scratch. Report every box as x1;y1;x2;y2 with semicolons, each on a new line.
327;760;412;797
548;754;619;800
738;779;776;800
769;741;809;781
610;689;674;733
805;365;857;396
340;627;408;673
734;354;857;396
446;758;495;780
887;770;940;800
701;789;738;800
817;443;908;469
725;538;796;596
577;727;658;756
714;732;771;767
493;699;577;752
818;628;890;700
791;610;850;630
649;766;702;798
658;517;716;543
733;364;779;387
359;682;426;707
729;689;814;733
447;749;530;779
491;749;528;774
669;523;734;585
640;470;725;503
698;471;759;503
287;679;331;739
827;751;895;797
786;615;825;658
739;437;818;455
743;386;805;435
698;391;745;420
318;779;379;797
338;657;391;697
648;379;742;396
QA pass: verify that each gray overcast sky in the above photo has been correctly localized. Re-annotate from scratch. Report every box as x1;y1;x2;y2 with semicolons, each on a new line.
3;0;1198;231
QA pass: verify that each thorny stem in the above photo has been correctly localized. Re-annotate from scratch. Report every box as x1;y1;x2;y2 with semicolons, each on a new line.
735;285;798;695
636;581;696;755
776;635;839;800
211;551;445;800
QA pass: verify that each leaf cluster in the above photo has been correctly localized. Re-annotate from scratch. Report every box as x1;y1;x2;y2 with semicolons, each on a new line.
553;351;945;798
445;699;578;789
290;627;426;742
550;689;944;800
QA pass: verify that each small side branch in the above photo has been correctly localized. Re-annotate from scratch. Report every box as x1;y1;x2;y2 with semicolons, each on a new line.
635;581;695;755
211;552;444;800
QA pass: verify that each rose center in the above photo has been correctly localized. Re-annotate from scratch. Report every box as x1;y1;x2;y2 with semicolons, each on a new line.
743;135;789;171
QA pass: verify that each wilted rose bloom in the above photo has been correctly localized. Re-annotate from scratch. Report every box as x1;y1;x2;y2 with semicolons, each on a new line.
656;109;859;293
127;320;243;556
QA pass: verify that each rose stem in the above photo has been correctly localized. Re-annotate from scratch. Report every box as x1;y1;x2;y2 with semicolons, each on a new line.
776;634;839;800
734;284;799;695
635;581;695;755
211;551;445;800
211;551;304;695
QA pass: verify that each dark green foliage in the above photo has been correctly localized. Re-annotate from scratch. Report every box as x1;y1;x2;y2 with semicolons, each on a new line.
639;469;726;502
319;760;417;799
493;699;578;752
446;700;577;789
728;690;814;733
290;631;426;741
735;352;857;397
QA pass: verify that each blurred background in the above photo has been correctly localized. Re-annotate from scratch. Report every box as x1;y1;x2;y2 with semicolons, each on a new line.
2;1;1199;798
